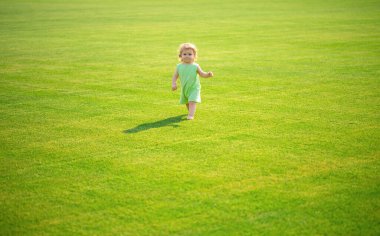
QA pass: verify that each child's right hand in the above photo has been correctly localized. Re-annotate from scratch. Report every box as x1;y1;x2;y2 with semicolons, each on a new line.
172;83;177;91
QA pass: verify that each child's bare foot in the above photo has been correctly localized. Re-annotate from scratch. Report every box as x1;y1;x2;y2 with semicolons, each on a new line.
187;116;194;120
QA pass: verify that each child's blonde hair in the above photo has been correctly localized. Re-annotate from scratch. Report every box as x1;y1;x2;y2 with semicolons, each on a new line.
178;43;197;61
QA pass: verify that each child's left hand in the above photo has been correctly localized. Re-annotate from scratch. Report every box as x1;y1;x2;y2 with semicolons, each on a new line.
208;72;214;77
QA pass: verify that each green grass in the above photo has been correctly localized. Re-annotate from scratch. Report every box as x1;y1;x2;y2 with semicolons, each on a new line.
1;0;379;235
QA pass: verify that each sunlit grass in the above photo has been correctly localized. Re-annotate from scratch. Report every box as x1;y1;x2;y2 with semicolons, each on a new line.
1;0;379;235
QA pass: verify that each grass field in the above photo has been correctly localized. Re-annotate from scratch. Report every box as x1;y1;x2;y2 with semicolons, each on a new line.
1;0;379;235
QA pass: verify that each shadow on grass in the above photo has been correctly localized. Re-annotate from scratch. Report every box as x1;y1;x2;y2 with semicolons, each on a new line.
124;114;187;134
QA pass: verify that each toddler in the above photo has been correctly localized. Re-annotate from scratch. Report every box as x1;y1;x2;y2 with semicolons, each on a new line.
171;43;213;120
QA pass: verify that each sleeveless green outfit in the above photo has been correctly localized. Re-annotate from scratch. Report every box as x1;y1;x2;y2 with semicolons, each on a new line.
177;63;201;104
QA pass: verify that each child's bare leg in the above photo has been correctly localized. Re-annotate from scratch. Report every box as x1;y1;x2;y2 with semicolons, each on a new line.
186;103;189;111
187;102;196;120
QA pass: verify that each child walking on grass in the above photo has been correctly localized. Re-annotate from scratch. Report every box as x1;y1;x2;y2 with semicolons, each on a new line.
171;43;213;120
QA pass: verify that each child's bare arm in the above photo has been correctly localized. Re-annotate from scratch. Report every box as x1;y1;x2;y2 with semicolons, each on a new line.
172;69;179;91
197;65;213;78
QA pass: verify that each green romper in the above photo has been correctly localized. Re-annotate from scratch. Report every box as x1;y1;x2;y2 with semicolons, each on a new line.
177;63;201;104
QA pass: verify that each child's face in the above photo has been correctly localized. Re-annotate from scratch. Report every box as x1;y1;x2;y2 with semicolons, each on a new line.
180;49;195;63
